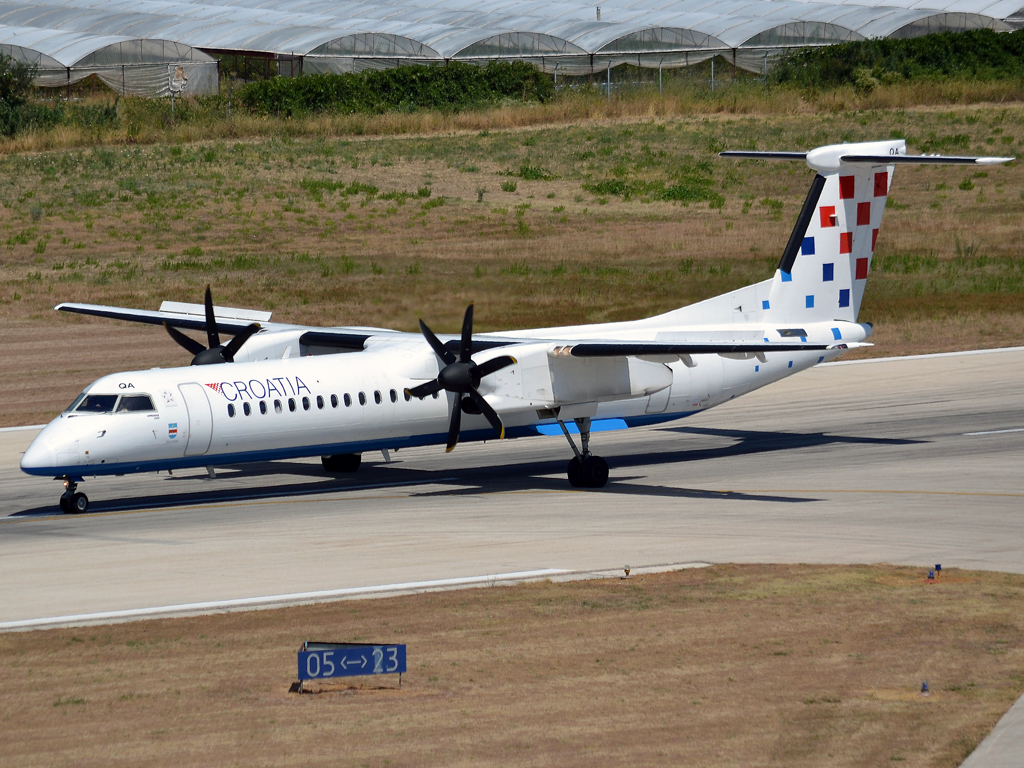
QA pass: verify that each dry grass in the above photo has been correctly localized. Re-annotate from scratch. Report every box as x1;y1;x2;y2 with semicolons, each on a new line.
6;77;1024;155
1;106;1023;424
1;564;1022;767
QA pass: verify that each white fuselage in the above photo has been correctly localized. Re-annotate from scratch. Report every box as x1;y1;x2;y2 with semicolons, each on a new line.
21;318;868;478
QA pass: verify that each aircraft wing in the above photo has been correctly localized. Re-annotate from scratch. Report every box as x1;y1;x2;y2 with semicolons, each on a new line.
562;341;831;357
55;301;272;335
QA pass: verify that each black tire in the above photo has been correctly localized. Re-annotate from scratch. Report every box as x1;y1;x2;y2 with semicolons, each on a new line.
70;493;89;513
567;457;582;487
580;456;609;488
321;453;362;473
59;496;71;514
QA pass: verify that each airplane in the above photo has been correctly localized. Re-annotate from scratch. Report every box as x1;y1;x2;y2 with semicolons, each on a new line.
20;139;1013;513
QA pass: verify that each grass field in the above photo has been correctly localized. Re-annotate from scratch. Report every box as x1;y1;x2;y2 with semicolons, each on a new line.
1;564;1022;767
1;102;1023;425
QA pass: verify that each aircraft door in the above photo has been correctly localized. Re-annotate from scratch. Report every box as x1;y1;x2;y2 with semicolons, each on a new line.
178;383;213;456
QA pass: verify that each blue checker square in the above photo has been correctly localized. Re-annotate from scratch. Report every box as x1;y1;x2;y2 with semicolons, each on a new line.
805;295;814;309
762;300;770;310
801;236;815;255
781;271;793;282
831;327;842;340
822;263;834;282
839;288;850;308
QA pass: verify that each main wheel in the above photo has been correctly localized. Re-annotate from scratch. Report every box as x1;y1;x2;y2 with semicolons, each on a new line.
580;456;609;488
69;493;89;514
567;457;582;487
59;495;72;514
321;453;362;473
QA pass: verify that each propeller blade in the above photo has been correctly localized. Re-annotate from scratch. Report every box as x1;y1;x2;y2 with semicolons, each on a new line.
445;400;462;453
406;380;443;399
419;319;457;366
459;302;474;364
475;355;517;378
204;285;220;349
163;322;206;356
467;389;504;439
221;323;261;362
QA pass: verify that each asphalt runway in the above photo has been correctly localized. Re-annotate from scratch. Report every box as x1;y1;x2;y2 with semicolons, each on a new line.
2;348;1023;629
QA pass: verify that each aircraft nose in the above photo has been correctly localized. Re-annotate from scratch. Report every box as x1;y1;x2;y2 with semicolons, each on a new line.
20;437;56;475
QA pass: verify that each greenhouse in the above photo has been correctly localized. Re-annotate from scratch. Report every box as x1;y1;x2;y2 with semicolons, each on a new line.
0;0;1020;93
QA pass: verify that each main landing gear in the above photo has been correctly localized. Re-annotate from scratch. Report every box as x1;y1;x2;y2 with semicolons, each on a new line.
321;453;362;473
557;417;609;488
58;477;89;514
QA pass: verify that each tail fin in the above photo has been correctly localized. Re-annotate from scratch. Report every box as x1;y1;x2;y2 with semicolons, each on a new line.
720;141;1013;324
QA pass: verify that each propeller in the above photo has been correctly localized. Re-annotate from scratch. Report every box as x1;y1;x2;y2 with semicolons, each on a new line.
405;303;516;452
163;285;261;365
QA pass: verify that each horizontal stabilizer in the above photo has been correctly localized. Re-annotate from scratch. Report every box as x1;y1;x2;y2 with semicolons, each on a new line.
840;154;1014;165
718;151;808;161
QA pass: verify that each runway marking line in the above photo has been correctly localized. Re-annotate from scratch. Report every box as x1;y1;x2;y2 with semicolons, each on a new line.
721;489;1024;498
964;428;1024;436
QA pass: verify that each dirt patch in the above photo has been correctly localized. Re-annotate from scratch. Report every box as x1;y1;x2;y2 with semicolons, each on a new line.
1;564;1022;767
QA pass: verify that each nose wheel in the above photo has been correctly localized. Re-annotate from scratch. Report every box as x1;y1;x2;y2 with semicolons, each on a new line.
557;417;609;488
58;478;89;514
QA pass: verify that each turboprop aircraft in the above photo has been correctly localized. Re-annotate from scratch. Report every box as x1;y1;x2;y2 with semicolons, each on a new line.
20;140;1013;513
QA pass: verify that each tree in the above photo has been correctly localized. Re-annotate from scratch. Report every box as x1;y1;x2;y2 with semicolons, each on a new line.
0;53;35;137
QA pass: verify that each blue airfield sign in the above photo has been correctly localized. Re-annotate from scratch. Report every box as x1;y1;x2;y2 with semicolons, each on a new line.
298;642;406;681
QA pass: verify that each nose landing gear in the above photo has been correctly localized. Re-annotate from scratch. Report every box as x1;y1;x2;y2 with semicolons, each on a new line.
557;417;609;488
58;477;89;514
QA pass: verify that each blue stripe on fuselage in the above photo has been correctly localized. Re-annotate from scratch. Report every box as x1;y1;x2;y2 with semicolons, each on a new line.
22;410;698;478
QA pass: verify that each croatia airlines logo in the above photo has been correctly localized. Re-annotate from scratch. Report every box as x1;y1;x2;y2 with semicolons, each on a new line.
206;376;311;401
168;423;178;439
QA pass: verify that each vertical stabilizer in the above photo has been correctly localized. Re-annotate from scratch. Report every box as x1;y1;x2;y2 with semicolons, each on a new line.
761;140;902;324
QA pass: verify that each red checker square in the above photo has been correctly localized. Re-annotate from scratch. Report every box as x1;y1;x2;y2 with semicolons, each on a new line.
857;202;871;226
840;232;853;254
855;257;869;280
872;228;879;250
839;176;855;199
874;171;888;197
819;205;836;228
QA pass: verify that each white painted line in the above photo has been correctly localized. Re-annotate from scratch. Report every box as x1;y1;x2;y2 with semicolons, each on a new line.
0;424;45;433
0;569;570;630
822;346;1024;367
964;428;1024;436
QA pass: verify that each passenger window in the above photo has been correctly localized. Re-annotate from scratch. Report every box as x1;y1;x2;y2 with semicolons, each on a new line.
431;391;439;399
358;392;366;406
116;395;155;412
390;389;397;403
344;393;351;407
374;390;382;405
75;394;118;413
228;404;235;417
288;398;296;412
403;390;411;402
316;395;324;409
302;396;310;411
330;394;338;408
274;399;282;414
259;401;267;415
243;402;251;416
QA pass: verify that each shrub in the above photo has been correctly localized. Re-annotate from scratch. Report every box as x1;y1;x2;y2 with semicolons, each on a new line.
236;61;553;117
772;28;1024;89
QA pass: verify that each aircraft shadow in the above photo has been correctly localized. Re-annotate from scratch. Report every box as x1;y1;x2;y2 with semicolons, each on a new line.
11;427;921;516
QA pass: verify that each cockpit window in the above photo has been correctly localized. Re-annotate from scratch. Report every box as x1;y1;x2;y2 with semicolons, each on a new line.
116;395;155;412
64;393;87;412
75;394;118;413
